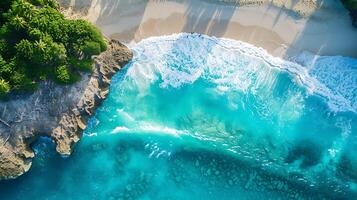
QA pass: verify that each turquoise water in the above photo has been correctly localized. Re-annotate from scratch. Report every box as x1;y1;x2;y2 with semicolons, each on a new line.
1;33;357;199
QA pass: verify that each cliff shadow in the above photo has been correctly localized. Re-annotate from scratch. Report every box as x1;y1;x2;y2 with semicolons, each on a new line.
278;0;357;58
71;0;150;42
181;0;237;37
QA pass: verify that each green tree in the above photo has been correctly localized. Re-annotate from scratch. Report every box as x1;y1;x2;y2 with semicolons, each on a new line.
9;15;27;30
15;39;34;60
0;0;107;98
0;56;14;80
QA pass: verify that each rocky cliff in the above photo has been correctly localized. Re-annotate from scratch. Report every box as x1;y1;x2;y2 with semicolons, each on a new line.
0;40;132;179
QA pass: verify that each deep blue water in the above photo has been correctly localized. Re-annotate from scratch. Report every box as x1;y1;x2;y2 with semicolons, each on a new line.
1;33;357;199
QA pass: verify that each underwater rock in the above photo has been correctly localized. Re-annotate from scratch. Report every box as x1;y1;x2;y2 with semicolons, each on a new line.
285;140;323;168
337;153;357;182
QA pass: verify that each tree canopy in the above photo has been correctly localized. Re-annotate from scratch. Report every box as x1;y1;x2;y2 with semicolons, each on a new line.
0;0;107;98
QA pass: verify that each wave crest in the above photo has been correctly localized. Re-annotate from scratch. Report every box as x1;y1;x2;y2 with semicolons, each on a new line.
127;33;357;113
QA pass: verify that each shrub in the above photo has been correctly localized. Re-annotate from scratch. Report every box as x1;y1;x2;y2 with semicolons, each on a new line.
10;69;38;92
55;65;70;83
0;57;14;79
65;19;107;56
69;57;94;72
16;39;34;60
81;41;101;57
29;0;58;8
0;39;7;54
55;65;79;84
29;28;44;40
88;25;107;52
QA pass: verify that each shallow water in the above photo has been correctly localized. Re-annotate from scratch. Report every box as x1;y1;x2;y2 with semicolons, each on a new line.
1;33;357;199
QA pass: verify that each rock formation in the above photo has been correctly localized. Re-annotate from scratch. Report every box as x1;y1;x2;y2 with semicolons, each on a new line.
0;40;132;179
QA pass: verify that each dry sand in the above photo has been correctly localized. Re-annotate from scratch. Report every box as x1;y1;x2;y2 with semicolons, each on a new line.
59;0;357;59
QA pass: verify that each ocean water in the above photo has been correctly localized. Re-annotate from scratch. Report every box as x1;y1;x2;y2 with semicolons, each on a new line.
1;33;357;199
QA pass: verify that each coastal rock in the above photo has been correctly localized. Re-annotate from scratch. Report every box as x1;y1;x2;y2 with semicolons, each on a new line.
0;139;34;179
0;40;132;179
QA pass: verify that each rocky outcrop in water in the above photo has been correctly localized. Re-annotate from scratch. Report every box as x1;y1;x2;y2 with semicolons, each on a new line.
0;40;132;179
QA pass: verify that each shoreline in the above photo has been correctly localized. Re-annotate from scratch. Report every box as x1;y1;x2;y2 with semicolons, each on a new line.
60;0;357;59
1;0;356;180
0;40;132;180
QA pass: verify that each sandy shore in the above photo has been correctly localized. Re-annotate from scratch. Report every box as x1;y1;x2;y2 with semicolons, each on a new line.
60;0;357;59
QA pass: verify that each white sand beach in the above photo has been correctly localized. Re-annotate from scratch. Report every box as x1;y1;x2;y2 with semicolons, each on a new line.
59;0;357;58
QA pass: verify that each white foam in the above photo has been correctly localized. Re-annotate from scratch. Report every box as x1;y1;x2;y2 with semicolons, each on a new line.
110;122;188;137
116;109;135;122
139;123;187;137
85;132;98;137
111;126;130;134
127;33;357;113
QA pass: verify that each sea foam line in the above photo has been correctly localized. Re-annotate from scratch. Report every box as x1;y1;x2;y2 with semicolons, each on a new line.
130;33;357;113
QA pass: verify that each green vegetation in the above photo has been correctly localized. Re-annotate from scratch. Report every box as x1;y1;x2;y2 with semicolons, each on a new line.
0;0;107;98
69;58;94;72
